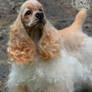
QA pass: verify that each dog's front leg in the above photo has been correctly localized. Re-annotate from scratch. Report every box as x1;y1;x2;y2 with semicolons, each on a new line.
17;85;29;92
8;85;29;92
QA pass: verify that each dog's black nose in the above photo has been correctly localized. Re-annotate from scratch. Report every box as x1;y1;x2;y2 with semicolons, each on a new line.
35;12;44;20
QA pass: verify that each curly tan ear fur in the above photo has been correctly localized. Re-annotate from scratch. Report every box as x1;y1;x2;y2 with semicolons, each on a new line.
39;21;61;61
8;14;37;65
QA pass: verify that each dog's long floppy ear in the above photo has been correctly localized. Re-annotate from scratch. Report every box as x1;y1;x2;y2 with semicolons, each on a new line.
39;21;61;61
8;13;36;65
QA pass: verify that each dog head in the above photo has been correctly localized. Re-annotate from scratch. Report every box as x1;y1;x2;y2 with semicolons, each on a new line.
21;0;46;28
19;0;47;45
8;0;61;65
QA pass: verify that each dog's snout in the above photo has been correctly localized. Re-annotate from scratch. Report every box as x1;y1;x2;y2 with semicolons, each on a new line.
35;12;44;20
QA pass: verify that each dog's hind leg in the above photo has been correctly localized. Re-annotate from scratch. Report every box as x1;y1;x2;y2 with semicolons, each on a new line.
71;9;87;30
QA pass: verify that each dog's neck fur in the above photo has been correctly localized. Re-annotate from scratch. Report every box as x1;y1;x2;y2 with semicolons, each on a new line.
25;24;44;47
25;21;62;61
9;16;61;64
38;21;61;61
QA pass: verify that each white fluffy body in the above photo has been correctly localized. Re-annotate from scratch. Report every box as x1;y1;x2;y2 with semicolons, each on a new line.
72;34;92;71
7;50;92;92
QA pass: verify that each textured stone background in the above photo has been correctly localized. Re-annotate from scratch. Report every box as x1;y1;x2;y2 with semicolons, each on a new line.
0;0;92;92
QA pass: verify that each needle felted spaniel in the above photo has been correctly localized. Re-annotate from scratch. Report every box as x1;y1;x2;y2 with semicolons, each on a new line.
7;0;92;92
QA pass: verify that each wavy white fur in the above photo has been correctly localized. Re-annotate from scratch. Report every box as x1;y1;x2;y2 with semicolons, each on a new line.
7;50;92;92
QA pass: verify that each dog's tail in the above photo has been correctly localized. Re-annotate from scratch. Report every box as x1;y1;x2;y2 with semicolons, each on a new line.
71;0;91;29
72;9;87;29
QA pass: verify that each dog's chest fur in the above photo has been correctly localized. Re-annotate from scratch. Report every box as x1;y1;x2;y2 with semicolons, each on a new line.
8;51;86;92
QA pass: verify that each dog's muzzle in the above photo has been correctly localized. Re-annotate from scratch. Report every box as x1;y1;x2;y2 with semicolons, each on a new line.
36;12;44;20
35;12;46;25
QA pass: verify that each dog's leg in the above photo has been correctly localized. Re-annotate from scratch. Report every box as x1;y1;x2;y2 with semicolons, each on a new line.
17;85;29;92
45;82;74;92
8;85;29;92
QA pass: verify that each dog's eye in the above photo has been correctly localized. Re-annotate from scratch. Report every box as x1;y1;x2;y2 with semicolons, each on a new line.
25;10;32;16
